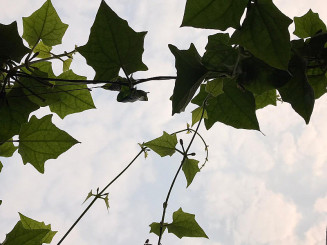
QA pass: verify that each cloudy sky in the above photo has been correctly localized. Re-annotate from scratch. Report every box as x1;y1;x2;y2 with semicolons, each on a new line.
1;0;327;245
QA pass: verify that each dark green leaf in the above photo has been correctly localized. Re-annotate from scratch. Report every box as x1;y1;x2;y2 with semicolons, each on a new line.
18;114;79;173
191;107;208;126
0;21;30;62
202;33;238;72
238;56;291;95
278;55;315;124
149;222;167;236
205;79;260;130
0;87;39;142
49;70;96;118
77;1;147;80
231;0;292;70
0;140;17;157
0;161;2;173
169;44;207;115
116;86;148;103
191;85;208;107
294;9;327;38
167;208;208;239
308;74;327;99
181;0;247;30
19;213;57;243
2;213;56;245
22;0;68;47
143;131;177;157
255;90;277;110
205;78;223;97
182;158;200;187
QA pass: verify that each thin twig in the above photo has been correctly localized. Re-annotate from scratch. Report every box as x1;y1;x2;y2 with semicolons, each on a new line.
157;103;206;245
57;148;145;245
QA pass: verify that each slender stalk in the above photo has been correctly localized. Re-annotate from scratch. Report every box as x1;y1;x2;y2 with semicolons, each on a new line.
57;148;145;245
157;105;206;245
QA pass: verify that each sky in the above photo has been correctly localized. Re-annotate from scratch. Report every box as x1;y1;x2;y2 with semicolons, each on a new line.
1;0;327;245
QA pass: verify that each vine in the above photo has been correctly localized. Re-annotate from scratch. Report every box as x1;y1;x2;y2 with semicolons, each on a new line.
0;0;326;244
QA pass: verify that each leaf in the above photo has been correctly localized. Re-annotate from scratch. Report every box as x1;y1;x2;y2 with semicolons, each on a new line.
63;58;72;72
181;0;248;31
18;114;79;173
49;70;96;118
167;208;208;239
231;0;292;70
0;140;17;157
0;21;30;63
19;213;57;243
278;54;315;124
77;1;147;80
308;74;327;99
2;213;56;245
103;194;110;210
191;107;208;126
191;85;208;107
143;132;177;157
116;86;148;103
33;41;52;58
0;87;39;143
205;79;260;130
83;190;93;204
294;9;327;38
0;161;3;173
22;0;68;47
205;78;223;97
202;33;238;72
149;222;167;236
255;90;277;110
182;158;200;187
169;44;207;115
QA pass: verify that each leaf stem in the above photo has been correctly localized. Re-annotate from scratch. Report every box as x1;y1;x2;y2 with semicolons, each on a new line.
57;148;145;245
157;104;206;245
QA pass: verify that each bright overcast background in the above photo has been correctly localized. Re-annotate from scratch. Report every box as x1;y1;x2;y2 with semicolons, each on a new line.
1;0;327;245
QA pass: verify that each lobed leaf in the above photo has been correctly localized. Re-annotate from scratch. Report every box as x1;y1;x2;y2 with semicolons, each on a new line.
181;0;247;31
308;74;327;99
205;79;260;130
231;0;292;70
254;90;277;110
205;78;223;97
22;0;68;47
0;87;39;143
294;9;327;38
169;44;207;115
2;213;56;245
149;222;167;236
167;208;208;239
33;41;52;58
0;21;30;63
77;0;147;80
182;158;200;187
0;140;17;157
49;70;96;118
18;114;79;173
143;131;177;157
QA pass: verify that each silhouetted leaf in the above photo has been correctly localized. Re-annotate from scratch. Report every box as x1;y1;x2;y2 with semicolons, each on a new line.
231;0;292;70
254;90;277;110
181;0;247;30
77;1;147;80
0;21;30;62
169;44;207;115
205;79;259;130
